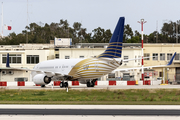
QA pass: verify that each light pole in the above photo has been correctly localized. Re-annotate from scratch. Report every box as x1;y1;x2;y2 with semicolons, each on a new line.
138;19;146;85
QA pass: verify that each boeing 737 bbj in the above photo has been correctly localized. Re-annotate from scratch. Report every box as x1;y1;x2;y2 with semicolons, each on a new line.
6;17;176;88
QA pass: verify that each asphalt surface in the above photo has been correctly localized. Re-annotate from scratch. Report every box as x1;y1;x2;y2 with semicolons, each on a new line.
3;85;180;90
1;105;180;120
0;109;180;116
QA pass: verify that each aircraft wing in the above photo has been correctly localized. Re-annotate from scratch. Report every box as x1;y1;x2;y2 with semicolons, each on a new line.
6;66;73;79
114;52;176;72
36;71;72;79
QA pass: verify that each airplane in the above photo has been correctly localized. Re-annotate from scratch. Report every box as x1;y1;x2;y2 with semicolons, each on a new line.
5;17;176;88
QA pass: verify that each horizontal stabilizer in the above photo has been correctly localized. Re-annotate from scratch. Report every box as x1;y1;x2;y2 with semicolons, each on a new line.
114;52;176;72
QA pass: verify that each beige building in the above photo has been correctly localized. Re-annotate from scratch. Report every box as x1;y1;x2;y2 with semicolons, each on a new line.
0;42;179;83
0;44;54;82
144;44;180;82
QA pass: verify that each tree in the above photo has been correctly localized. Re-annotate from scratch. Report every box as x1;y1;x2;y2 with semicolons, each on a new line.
72;22;82;44
123;24;133;42
148;31;157;43
6;18;180;45
161;21;180;43
92;27;105;43
78;28;87;43
104;29;112;43
127;36;140;43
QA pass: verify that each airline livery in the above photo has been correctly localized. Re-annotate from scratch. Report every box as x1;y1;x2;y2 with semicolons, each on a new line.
6;17;176;88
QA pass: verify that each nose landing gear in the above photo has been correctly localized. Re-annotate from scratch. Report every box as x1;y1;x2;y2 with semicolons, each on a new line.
41;85;45;87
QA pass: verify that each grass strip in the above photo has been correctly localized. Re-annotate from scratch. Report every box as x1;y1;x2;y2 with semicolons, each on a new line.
1;101;180;105
1;88;180;105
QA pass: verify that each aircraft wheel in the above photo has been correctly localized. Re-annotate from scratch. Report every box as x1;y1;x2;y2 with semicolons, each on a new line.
60;82;64;88
87;81;91;87
64;82;68;88
41;85;45;87
90;81;95;87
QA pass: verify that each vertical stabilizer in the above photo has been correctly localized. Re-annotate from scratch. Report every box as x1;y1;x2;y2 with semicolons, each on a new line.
98;17;125;58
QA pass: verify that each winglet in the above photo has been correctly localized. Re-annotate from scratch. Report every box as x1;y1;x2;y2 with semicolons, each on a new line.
167;52;176;66
6;53;10;67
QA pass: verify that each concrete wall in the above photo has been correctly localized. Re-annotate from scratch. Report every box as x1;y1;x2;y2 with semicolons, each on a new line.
0;80;162;87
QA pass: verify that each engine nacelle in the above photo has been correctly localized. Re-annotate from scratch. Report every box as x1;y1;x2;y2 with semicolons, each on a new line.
33;74;51;85
119;60;123;65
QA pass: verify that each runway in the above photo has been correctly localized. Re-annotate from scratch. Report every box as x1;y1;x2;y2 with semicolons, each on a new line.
1;105;180;120
3;85;180;90
1;109;180;115
0;105;180;115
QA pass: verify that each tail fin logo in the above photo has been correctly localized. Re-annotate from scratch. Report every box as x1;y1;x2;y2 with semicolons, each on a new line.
98;17;125;58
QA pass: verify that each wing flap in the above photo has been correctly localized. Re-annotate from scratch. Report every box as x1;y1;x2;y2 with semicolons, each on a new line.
55;72;64;76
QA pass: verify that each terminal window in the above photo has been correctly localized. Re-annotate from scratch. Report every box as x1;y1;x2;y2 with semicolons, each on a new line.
2;54;21;64
167;53;172;60
160;53;165;60
79;56;84;58
27;55;39;64
55;54;59;59
153;53;158;60
144;53;150;60
175;53;180;60
124;56;129;63
65;56;70;59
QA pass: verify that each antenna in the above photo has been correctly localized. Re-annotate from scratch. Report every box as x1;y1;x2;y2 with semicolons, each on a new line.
81;20;82;43
1;2;3;38
26;0;28;43
156;20;158;43
176;21;178;43
81;20;82;47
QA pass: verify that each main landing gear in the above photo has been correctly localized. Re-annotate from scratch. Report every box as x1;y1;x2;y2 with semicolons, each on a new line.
41;85;45;88
87;81;95;87
60;81;68;88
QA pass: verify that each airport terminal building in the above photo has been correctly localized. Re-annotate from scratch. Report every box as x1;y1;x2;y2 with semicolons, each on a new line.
0;39;179;84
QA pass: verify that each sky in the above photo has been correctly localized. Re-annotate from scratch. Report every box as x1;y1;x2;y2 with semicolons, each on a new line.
1;0;180;36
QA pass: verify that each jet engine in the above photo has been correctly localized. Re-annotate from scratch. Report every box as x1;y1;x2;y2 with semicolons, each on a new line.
33;74;51;85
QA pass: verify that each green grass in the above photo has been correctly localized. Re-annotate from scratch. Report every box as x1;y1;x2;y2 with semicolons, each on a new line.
1;87;180;104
